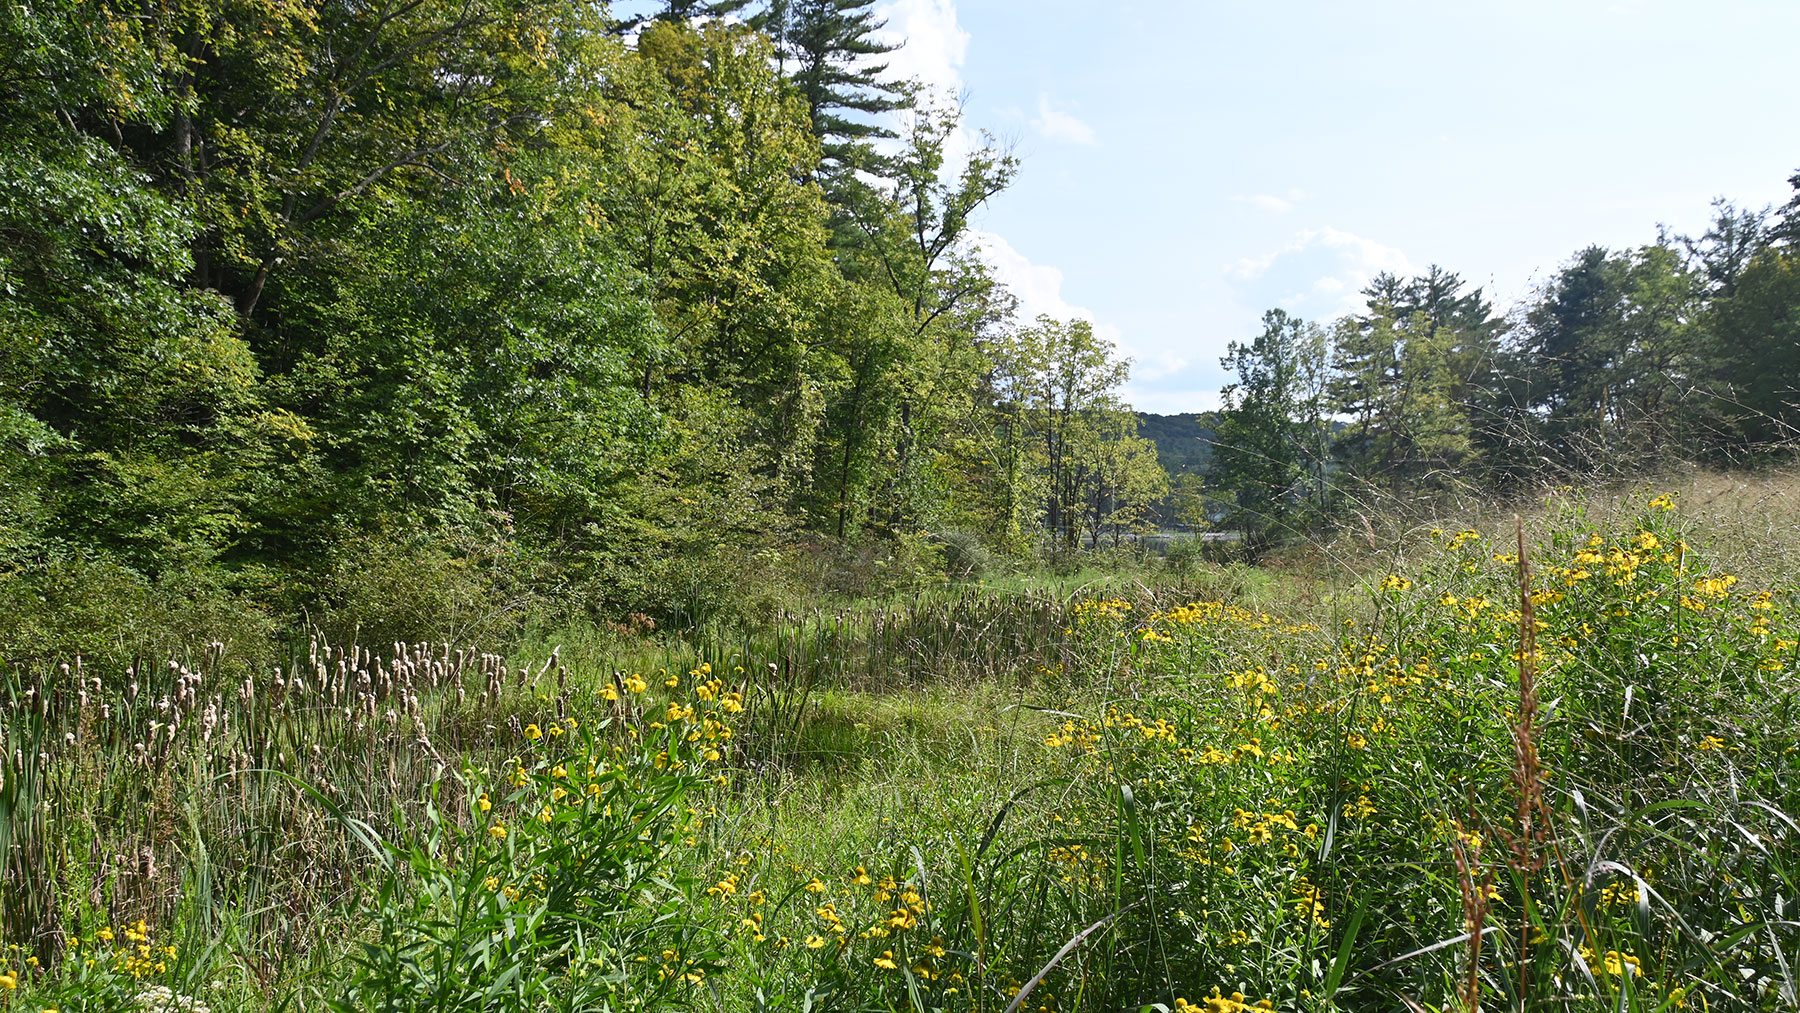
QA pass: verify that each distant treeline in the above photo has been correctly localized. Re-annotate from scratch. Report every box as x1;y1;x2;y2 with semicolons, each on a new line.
1206;207;1800;553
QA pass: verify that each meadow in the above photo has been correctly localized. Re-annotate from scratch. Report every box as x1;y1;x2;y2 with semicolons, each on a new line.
3;475;1798;1013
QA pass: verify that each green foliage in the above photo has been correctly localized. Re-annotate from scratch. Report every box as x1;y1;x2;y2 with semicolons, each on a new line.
1211;309;1333;552
9;1;1800;1008
330;714;724;1012
994;316;1162;549
757;0;911;177
5;491;1800;1011
1708;248;1800;445
4;0;1800;655
1512;244;1710;470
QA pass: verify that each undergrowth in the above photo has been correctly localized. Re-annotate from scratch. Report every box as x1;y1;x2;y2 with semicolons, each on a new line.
1;487;1796;1012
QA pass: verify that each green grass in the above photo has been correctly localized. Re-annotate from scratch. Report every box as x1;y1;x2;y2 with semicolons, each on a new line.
3;482;1798;1012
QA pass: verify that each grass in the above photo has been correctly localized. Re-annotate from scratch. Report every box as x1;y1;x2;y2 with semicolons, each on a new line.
2;479;1798;1012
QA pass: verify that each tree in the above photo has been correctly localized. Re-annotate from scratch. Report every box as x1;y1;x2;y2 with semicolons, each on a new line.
1685;199;1769;299
1772;168;1800;248
1704;248;1800;446
1075;414;1169;548
757;0;911;178
607;0;756;34
120;0;607;322
1327;268;1498;491
1513;244;1706;470
824;101;1017;533
0;0;276;578
994;317;1163;548
1210;309;1331;553
587;20;839;488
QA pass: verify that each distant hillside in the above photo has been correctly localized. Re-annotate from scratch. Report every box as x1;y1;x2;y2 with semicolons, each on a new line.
1137;412;1218;479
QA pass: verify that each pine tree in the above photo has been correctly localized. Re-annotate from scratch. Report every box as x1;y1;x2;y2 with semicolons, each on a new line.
1773;168;1800;247
757;0;912;175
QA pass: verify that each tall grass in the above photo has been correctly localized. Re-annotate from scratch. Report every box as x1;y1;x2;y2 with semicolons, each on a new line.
2;481;1797;1011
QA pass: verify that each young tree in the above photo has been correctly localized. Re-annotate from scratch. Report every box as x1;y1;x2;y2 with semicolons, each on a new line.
1210;309;1331;553
1075;415;1169;548
995;317;1168;549
826;101;1018;533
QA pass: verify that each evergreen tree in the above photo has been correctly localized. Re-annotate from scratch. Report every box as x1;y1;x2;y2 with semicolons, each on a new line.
758;0;912;175
1514;244;1707;470
1773;168;1800;247
1325;270;1491;493
1705;247;1800;446
1685;199;1769;298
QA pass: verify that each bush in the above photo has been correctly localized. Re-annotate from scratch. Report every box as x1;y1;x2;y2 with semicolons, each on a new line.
314;528;542;649
934;529;997;582
0;560;277;675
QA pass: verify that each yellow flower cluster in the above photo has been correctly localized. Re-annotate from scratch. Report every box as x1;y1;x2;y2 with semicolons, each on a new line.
1292;876;1329;928
1580;947;1645;980
1438;528;1482;551
1598;881;1639;907
1173;988;1277;1012
1071;597;1133;625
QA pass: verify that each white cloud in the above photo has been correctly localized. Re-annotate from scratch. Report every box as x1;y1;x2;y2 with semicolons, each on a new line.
867;0;978;175
1233;188;1314;215
1227;227;1414;318
969;229;1080;324
970;229;1193;406
873;0;967;99
1031;95;1097;146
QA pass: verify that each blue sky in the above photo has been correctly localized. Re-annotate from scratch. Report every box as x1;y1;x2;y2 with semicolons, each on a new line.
871;0;1800;413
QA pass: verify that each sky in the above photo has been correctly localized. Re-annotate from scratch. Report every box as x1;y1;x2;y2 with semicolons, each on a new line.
868;0;1800;414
